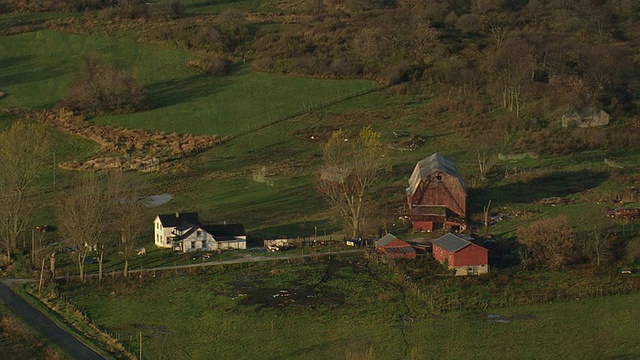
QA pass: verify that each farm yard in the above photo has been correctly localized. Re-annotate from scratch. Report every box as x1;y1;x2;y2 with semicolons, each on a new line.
0;0;640;359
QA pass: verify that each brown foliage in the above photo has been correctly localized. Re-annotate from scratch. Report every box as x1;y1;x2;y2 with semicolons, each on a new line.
517;215;578;270
3;107;226;172
59;54;152;116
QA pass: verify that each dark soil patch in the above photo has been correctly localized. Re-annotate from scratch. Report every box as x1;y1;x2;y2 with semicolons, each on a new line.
235;258;368;310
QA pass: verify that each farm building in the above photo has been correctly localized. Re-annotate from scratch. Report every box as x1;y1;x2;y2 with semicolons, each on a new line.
375;234;416;259
173;224;247;253
406;153;466;232
154;212;201;248
432;233;488;276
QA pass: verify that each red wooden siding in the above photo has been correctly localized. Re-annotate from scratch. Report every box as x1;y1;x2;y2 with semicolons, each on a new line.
433;243;488;267
409;171;466;218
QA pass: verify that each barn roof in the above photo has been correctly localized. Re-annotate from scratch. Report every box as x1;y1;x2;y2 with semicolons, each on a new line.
432;233;475;253
158;212;201;227
376;233;399;247
384;246;415;254
406;153;465;197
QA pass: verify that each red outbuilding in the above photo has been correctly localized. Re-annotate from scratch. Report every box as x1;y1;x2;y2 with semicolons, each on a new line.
432;233;489;276
406;153;466;232
375;234;416;259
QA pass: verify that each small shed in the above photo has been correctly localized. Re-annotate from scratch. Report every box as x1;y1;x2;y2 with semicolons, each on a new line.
561;108;610;128
432;233;488;276
406;154;466;232
375;234;416;259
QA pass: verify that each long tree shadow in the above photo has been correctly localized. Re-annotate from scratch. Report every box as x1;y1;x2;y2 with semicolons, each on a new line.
0;55;67;87
144;73;232;109
469;170;609;212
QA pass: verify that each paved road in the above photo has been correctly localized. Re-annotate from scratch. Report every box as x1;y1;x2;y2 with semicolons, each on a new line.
0;279;107;360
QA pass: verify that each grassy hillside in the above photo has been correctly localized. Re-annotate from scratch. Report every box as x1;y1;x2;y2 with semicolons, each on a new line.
0;30;378;136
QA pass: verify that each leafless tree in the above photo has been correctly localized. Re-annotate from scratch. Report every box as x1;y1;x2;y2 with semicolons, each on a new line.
56;175;110;282
0;120;50;261
579;209;615;266
318;127;386;238
489;37;535;116
107;171;148;278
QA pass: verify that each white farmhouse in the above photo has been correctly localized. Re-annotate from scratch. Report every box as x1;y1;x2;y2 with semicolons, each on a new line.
173;224;247;253
153;213;201;248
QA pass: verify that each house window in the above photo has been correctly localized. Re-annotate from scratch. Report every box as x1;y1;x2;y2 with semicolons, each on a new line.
197;230;202;237
191;241;196;249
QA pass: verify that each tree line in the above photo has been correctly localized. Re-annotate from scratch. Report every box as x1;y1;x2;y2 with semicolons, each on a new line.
0;121;147;282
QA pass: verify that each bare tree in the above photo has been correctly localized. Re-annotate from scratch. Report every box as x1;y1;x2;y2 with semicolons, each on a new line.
107;171;147;278
318;127;386;238
56;175;110;282
579;209;615;266
488;37;535;116
0;120;50;261
517;215;578;270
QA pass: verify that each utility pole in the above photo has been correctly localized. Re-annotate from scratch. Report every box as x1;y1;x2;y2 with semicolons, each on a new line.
139;331;142;360
38;258;46;293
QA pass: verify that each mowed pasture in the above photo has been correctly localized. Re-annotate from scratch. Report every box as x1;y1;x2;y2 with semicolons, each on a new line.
0;29;378;136
59;256;640;360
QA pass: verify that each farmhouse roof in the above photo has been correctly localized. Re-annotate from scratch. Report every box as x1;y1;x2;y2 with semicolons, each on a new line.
406;153;465;197
432;233;475;253
202;224;246;239
158;212;201;227
376;233;399;247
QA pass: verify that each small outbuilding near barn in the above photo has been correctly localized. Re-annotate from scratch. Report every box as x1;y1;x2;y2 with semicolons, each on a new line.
406;153;466;232
432;233;488;276
375;234;416;259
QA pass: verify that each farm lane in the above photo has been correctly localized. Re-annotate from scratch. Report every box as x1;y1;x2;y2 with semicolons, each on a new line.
109;248;367;277
0;279;108;360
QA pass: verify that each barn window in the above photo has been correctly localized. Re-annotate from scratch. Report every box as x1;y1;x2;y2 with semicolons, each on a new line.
191;241;196;249
197;230;202;237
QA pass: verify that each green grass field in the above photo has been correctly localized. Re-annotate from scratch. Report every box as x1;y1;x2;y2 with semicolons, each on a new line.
0;29;378;136
59;256;640;360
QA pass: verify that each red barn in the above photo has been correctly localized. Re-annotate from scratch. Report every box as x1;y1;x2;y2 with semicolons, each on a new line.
406;153;466;232
375;234;416;259
432;233;488;276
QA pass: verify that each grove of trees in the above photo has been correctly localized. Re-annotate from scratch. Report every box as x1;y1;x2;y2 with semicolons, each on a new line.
55;171;147;282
